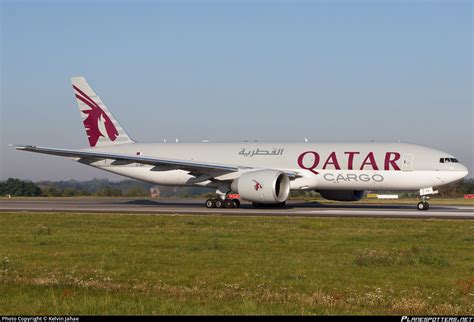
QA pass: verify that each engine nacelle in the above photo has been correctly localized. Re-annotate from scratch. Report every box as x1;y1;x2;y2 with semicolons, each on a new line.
231;170;290;203
318;190;365;201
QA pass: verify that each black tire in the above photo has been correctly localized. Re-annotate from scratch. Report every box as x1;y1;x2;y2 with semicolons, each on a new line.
205;199;216;208
417;201;429;211
215;199;224;208
224;199;235;208
417;202;424;211
232;199;241;208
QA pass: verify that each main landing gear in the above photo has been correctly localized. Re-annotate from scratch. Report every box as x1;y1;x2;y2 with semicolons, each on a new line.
205;186;240;208
205;197;240;209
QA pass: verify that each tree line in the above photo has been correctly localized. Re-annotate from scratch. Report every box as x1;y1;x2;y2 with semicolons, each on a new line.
0;178;149;197
1;177;473;198
0;178;211;198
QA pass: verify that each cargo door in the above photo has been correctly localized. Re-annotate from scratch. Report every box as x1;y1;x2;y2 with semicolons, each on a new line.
402;154;414;171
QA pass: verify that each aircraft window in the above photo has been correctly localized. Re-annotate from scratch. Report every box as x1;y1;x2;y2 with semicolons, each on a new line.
440;157;459;163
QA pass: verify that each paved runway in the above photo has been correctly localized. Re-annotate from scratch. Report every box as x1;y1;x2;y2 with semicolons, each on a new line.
0;198;473;219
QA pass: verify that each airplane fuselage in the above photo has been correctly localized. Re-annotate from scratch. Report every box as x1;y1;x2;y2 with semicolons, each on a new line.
81;141;468;191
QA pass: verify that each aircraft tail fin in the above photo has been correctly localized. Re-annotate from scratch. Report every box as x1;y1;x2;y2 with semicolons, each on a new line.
71;76;134;148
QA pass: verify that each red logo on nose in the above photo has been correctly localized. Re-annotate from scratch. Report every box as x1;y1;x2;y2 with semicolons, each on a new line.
73;85;118;147
253;180;263;191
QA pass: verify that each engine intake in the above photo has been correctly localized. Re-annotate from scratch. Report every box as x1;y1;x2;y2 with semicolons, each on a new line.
318;190;365;201
231;170;290;203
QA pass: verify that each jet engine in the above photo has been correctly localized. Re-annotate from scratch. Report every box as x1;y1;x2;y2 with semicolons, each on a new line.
318;190;365;201
231;170;290;204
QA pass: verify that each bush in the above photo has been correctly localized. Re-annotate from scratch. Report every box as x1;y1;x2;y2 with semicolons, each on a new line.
124;186;148;197
96;186;123;197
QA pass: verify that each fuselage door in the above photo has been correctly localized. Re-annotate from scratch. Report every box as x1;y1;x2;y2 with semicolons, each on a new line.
402;154;414;171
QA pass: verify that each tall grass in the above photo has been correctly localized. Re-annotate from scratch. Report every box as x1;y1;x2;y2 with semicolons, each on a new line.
0;212;472;315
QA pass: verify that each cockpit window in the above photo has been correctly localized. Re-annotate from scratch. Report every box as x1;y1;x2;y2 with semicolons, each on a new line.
439;157;459;163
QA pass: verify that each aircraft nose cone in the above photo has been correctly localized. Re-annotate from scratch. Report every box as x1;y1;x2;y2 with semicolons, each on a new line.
459;164;469;179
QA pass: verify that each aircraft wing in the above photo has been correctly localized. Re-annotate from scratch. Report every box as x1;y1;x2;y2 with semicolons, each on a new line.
14;145;239;174
15;145;300;179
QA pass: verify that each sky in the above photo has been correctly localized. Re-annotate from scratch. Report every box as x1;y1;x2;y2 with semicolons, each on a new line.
1;0;472;181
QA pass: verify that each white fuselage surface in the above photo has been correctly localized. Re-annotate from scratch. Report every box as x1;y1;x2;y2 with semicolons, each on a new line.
82;141;468;191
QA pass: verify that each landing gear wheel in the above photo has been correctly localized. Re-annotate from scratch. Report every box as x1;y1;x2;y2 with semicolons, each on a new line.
232;199;240;208
205;199;216;208
215;199;225;208
417;201;429;211
224;199;235;208
417;202;424;211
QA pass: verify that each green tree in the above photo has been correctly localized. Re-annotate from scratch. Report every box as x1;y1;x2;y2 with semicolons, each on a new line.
42;186;62;197
96;186;123;197
62;188;77;197
124;186;148;197
0;178;42;197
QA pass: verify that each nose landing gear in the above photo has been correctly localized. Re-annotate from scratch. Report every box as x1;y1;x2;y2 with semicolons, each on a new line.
417;187;438;211
417;200;430;211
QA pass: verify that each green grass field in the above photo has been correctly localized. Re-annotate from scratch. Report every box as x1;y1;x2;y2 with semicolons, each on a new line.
0;212;473;315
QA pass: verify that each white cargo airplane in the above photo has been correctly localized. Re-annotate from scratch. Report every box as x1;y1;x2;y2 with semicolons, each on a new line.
15;77;469;210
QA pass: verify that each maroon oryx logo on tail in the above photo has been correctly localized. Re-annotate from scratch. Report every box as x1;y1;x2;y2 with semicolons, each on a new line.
73;85;118;147
253;180;263;191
